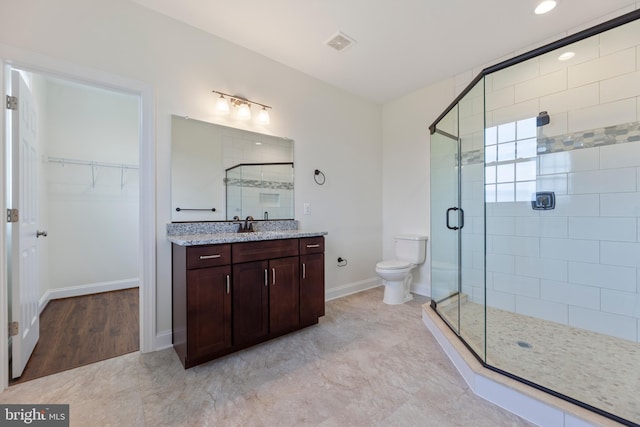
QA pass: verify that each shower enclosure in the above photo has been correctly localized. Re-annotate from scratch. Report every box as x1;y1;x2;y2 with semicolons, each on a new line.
225;162;294;220
430;10;640;426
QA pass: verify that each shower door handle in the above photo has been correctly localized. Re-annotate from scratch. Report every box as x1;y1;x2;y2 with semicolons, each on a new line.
446;207;462;230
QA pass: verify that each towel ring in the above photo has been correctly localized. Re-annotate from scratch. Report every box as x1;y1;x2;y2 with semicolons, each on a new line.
314;169;326;185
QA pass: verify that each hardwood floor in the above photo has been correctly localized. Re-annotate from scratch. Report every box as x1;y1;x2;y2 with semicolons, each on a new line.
10;288;139;385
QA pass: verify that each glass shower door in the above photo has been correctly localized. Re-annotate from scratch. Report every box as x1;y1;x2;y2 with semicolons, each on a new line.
430;79;486;362
430;107;462;333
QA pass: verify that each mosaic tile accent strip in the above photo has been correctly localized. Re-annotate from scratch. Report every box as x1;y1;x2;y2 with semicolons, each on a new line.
224;178;294;190
458;121;640;165
460;150;484;166
537;121;640;154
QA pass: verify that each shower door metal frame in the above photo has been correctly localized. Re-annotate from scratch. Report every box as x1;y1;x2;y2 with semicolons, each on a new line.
429;126;464;335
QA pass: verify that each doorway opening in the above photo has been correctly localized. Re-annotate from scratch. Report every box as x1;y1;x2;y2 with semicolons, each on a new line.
6;67;143;383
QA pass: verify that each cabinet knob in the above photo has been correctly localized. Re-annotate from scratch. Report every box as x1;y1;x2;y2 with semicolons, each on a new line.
199;254;222;260
306;244;320;248
302;263;306;279
226;275;230;294
264;269;268;287
272;268;276;285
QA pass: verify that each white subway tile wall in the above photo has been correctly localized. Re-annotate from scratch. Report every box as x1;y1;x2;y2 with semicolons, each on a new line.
514;69;567;103
455;17;640;343
568;98;636;132
539;83;599;119
567;48;636;88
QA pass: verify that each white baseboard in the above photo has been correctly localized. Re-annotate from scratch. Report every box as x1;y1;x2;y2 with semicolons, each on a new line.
325;277;382;301
411;283;430;297
155;329;173;351
38;278;139;314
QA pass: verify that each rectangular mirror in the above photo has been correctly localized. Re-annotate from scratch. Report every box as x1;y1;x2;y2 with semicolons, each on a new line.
171;115;294;222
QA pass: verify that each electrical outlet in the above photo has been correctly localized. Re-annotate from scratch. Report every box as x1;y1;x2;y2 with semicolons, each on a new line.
303;203;311;215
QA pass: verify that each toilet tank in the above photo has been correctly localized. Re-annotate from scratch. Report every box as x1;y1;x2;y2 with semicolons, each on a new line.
394;235;428;264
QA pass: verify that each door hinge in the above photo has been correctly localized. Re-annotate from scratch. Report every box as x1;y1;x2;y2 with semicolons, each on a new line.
6;95;17;110
9;321;19;337
6;208;18;223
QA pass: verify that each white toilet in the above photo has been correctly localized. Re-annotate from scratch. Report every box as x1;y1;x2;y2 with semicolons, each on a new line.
376;235;428;305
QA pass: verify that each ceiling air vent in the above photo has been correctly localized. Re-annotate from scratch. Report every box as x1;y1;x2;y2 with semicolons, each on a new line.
325;31;356;52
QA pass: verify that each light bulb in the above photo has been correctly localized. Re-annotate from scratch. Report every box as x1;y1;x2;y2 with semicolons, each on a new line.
237;103;251;120
257;107;270;125
535;0;557;15
558;51;575;61
216;95;230;114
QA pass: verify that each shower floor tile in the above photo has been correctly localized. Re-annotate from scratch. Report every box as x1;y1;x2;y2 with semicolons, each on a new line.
439;300;640;425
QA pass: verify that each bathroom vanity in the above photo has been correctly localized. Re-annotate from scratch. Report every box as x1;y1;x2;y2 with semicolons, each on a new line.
169;224;326;368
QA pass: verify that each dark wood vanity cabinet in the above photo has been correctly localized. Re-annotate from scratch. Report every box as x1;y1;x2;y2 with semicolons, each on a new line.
300;237;325;326
172;244;232;368
172;236;324;368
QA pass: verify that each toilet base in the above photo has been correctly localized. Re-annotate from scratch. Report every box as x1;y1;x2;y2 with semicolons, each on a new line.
382;274;414;305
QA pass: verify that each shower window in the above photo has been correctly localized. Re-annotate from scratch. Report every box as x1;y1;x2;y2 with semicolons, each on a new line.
485;117;537;203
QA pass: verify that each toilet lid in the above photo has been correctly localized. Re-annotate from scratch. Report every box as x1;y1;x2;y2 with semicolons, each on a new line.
377;260;411;270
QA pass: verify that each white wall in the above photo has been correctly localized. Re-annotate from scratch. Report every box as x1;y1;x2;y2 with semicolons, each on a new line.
382;80;456;296
0;0;383;338
42;78;139;293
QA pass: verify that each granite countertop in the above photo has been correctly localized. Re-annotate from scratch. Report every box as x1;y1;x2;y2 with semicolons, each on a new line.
168;229;328;246
167;220;327;246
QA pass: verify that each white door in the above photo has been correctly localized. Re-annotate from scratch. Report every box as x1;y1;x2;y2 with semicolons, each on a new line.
9;70;41;378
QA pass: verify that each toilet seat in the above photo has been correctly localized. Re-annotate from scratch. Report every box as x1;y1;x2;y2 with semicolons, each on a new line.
376;259;412;270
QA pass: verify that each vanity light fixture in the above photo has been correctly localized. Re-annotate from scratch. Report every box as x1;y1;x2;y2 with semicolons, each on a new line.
237;102;252;120
535;0;557;15
257;106;270;125
215;93;230;114
212;90;272;123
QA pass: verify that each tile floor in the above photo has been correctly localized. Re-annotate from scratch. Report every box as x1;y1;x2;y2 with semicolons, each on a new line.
0;288;533;426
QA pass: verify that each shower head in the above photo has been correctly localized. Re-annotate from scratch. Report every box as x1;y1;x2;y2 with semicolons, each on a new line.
537;111;550;127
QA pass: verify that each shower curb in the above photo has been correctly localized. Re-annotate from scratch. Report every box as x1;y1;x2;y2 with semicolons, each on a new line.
421;303;623;427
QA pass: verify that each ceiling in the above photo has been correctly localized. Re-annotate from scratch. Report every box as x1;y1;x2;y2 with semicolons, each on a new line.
130;0;637;103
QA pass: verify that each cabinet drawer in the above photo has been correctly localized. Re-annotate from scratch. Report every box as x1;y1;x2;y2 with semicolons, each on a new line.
300;237;324;254
187;244;231;269
233;239;299;263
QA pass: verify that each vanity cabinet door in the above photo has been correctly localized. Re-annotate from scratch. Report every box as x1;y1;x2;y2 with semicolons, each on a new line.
300;253;325;326
232;260;269;346
268;256;300;335
186;265;232;361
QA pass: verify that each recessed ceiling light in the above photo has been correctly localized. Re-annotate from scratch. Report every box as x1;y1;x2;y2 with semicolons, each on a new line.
535;0;557;15
558;51;575;61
